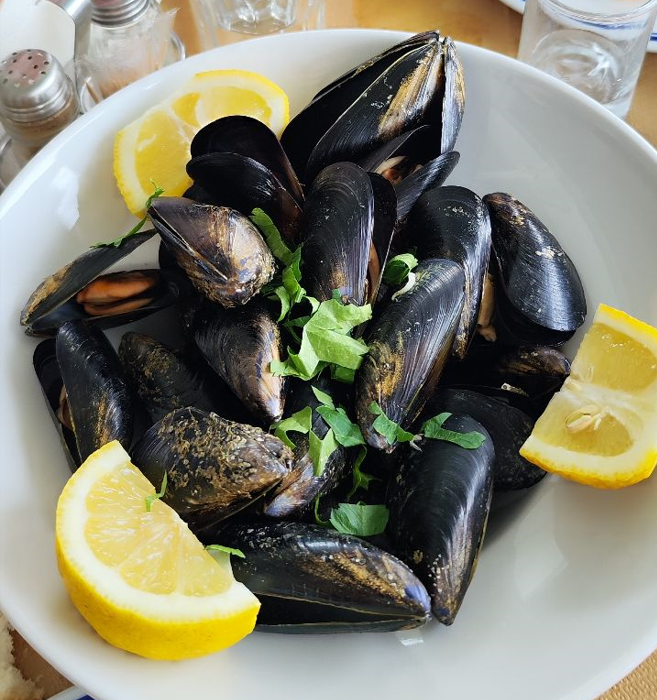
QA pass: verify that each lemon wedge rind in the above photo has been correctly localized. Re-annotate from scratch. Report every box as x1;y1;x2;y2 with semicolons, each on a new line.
55;441;260;660
520;303;657;489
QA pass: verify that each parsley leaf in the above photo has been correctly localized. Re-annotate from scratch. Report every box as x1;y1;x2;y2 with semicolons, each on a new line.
316;406;365;447
313;494;329;526
420;412;487;449
329;503;389;537
271;299;371;380
249;208;295;266
383;253;419;286
369;401;416;445
94;183;164;248
311;386;335;409
272;406;313;448
331;366;356;384
145;472;167;512
205;544;246;559
345;446;378;500
309;428;339;476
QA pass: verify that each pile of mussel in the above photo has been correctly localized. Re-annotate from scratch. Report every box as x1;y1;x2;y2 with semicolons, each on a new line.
22;31;586;633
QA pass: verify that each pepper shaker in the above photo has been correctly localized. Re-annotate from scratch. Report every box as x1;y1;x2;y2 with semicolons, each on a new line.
0;49;80;189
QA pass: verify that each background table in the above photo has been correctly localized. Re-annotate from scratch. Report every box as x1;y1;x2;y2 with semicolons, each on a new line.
10;1;656;698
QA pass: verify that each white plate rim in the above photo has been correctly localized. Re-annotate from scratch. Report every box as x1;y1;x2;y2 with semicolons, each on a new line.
0;27;656;700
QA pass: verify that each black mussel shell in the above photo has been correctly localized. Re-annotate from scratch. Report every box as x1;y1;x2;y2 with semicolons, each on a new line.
305;40;443;183
148;197;275;308
387;414;494;624
118;332;239;424
484;193;587;346
408;186;492;359
19;231;183;337
493;346;571;397
263;379;348;518
132;407;292;528
190;116;304;204
427;387;546;491
186;153;303;243
281;33;435;181
358;125;435;175
33;339;79;470
439;37;465;154
368;173;398;303
355;258;465;451
300;162;395;306
55;320;134;465
395;151;460;223
194;301;286;425
215;521;431;633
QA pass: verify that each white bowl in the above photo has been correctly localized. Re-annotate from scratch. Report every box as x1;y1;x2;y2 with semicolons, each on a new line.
1;29;656;700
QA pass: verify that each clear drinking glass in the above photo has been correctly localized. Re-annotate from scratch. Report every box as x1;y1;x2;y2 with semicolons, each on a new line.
191;0;325;50
518;0;657;119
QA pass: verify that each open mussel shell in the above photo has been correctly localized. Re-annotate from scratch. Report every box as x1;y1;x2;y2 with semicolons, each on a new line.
355;258;465;451
263;379;348;518
194;300;287;425
484;193;587;346
190;116;304;204
300;163;395;306
283;32;453;183
408;186;492;359
20;231;183;336
118;332;241;424
132;407;292;528
493;346;571;401
148;197;275;308
387;414;494;624
281;32;435;180
186;153;303;243
33;339;79;470
55;320;134;466
428;387;546;491
395;151;460;223
214;521;431;633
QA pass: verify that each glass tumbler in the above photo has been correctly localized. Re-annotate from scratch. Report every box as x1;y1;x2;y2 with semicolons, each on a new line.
191;0;325;50
518;0;657;119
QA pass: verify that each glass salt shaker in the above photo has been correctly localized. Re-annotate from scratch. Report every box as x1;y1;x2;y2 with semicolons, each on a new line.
78;0;185;109
0;49;80;190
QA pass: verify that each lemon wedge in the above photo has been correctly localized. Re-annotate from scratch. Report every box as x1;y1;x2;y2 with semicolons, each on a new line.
114;69;289;216
55;441;260;660
520;304;657;488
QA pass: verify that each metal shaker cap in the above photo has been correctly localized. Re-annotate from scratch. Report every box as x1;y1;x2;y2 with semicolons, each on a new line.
0;50;75;123
91;0;151;27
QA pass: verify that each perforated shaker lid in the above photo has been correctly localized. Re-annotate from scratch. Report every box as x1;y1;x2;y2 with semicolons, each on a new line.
0;49;75;123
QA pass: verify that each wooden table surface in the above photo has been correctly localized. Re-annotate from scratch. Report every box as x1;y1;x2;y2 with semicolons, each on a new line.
10;1;657;698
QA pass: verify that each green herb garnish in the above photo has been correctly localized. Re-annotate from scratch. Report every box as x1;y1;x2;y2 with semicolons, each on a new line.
93;182;164;248
309;428;339;476
250;209;310;321
329;502;389;537
205;544;246;559
383;253;419;286
313;494;329;526
145;472;167;512
271;299;371;380
420;412;487;449
271;406;313;448
312;386;367;448
369;401;416;445
345;446;378;500
249;208;295;265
